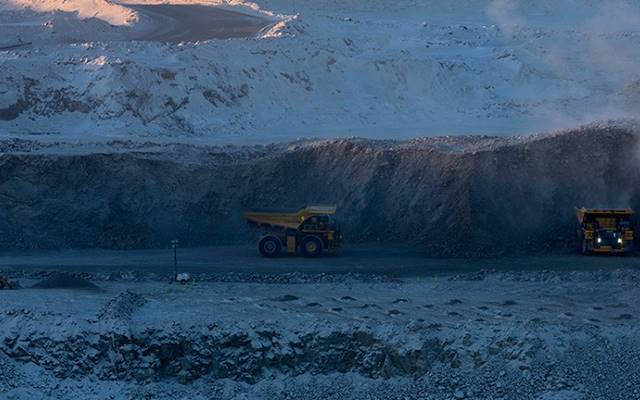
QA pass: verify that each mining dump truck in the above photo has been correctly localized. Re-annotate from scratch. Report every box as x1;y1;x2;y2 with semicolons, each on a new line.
244;205;342;257
576;208;635;254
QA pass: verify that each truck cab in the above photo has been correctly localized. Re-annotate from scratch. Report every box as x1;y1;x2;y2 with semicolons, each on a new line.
576;208;635;254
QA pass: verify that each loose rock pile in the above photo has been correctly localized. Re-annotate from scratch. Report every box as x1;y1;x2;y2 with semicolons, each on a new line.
31;273;100;290
0;274;17;289
0;318;542;384
98;290;147;322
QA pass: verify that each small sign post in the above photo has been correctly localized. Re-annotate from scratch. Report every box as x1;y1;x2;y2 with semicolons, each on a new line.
171;239;179;283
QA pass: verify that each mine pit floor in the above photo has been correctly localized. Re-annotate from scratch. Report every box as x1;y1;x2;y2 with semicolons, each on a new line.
2;249;640;399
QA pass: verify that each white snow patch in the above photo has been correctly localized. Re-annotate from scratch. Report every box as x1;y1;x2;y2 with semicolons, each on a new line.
1;0;639;143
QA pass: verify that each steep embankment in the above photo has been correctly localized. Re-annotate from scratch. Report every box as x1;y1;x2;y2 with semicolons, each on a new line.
0;124;638;254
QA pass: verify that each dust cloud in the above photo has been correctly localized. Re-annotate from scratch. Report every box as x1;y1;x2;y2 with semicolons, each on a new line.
486;0;640;129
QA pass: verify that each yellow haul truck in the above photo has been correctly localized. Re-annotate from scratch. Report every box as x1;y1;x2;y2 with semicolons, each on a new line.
576;208;635;254
244;205;342;257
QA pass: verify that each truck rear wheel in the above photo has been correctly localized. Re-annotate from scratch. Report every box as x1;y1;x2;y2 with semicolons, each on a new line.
259;235;282;258
300;236;323;258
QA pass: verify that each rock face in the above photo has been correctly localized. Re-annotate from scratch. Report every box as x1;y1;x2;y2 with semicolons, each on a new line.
0;319;452;383
0;125;639;254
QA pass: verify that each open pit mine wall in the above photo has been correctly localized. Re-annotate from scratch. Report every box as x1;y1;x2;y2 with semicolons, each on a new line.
0;127;638;254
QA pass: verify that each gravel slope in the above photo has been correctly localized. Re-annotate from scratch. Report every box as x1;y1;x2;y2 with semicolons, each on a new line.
0;124;638;255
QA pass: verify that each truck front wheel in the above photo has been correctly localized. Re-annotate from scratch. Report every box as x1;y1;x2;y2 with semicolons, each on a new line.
300;236;323;258
259;235;282;258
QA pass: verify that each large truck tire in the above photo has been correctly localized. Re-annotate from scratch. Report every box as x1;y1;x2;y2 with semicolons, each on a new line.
259;235;282;258
300;236;323;258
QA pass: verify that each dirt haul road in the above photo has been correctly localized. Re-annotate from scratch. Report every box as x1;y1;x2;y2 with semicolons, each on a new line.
3;244;640;277
125;4;272;42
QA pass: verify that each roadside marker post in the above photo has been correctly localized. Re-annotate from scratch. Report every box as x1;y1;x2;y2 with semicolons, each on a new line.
171;239;179;283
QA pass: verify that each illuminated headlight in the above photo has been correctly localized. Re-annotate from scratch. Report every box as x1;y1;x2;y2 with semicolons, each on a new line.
597;237;602;244
618;238;623;244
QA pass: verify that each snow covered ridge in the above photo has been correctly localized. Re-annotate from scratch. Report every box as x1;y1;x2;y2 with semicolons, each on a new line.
1;0;139;26
1;0;640;141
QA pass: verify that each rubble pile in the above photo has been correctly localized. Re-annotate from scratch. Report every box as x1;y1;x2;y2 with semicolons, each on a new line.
0;274;17;289
0;315;557;384
31;272;100;290
1;267;639;398
1;309;638;398
98;290;147;322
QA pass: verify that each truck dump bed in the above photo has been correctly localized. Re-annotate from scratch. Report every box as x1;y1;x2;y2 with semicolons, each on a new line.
576;208;634;223
244;205;337;229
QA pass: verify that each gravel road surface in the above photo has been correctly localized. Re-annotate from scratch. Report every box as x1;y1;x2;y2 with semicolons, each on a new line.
2;244;640;276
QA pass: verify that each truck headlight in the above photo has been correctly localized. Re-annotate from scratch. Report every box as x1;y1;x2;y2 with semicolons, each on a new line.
597;237;602;244
618;238;623;244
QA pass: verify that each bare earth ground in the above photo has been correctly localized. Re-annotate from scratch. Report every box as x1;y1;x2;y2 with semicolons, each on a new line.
2;246;640;399
125;4;272;43
0;3;272;49
2;244;640;276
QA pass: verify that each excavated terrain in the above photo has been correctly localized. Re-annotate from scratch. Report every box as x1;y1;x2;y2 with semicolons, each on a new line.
0;123;639;255
2;124;640;399
1;268;640;399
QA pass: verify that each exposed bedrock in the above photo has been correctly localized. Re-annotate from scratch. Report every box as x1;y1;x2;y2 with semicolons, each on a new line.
0;125;639;254
0;320;447;383
2;305;637;388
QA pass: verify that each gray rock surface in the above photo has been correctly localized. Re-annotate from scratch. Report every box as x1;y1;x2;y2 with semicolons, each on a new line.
0;124;639;255
1;268;640;399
